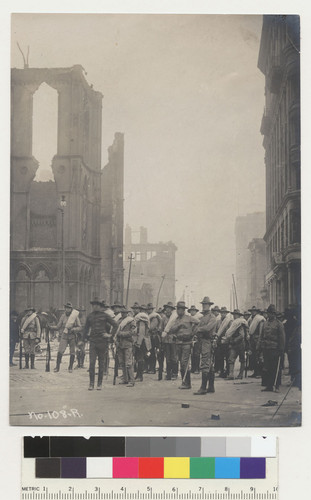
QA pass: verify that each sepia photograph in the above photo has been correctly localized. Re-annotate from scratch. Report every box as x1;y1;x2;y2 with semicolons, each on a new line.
9;13;301;426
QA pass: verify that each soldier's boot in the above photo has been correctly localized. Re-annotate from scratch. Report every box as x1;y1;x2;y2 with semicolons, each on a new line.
194;355;200;374
165;362;172;380
126;367;135;387
54;352;62;372
135;361;144;382
24;354;30;369
158;359;163;381
75;352;81;369
193;372;209;395
30;354;35;369
120;365;128;384
97;371;103;390
183;370;191;389
143;359;148;373
68;354;75;373
227;363;235;380
191;354;195;373
171;361;178;380
179;369;185;388
88;372;95;391
236;362;245;379
80;352;85;368
206;371;215;393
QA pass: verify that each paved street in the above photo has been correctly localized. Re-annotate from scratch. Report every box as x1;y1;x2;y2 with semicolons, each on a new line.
10;342;301;427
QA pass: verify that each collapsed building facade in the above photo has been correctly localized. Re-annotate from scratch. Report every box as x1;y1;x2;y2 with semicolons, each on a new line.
10;65;124;314
123;225;177;307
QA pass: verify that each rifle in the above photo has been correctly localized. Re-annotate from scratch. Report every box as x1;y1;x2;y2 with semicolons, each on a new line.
45;329;51;372
113;344;119;385
209;338;216;381
244;351;249;378
157;338;164;381
19;326;22;370
182;340;194;384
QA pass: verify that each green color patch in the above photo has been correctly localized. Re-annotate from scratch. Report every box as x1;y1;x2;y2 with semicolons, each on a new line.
190;457;215;478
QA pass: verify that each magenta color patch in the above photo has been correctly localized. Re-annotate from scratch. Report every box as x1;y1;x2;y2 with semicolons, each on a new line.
113;457;139;478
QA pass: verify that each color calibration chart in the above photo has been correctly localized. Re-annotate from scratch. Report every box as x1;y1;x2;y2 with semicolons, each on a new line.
21;437;278;500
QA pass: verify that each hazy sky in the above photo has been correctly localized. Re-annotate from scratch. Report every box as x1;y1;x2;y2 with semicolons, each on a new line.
11;14;265;306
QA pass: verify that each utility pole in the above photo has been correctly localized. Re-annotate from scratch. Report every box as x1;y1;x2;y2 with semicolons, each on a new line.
232;274;238;310
58;195;67;307
125;253;135;307
156;274;166;309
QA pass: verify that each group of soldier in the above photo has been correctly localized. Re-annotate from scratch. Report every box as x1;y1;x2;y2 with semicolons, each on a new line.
10;295;301;394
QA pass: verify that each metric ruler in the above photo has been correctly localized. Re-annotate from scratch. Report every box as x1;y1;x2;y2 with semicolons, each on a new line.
21;458;278;500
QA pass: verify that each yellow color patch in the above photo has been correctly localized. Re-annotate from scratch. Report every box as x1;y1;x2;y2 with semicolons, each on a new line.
164;457;190;478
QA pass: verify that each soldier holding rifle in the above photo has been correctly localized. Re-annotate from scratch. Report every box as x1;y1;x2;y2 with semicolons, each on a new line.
83;299;118;391
115;307;136;387
169;301;197;389
257;304;285;392
20;306;41;370
193;296;217;395
49;302;81;373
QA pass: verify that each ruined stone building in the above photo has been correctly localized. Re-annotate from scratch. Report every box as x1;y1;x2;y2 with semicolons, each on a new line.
10;65;124;314
258;15;301;312
235;212;266;311
123;226;177;307
100;133;124;305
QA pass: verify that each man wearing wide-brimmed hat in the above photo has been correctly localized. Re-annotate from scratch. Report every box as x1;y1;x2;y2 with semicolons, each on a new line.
161;302;178;380
188;305;202;374
193;296;217;395
257;304;285;392
169;301;197;389
222;309;248;380
50;302;81;373
20;306;41;369
115;307;136;387
248;305;265;378
211;306;222;332
146;303;163;374
111;302;123;322
214;306;233;377
130;303;151;382
83;298;118;390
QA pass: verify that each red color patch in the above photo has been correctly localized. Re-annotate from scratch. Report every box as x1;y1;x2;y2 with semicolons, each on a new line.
139;457;164;478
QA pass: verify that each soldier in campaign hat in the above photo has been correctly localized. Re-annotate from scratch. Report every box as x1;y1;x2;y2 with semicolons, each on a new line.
20;306;41;369
83;298;118;390
169;301;196;389
248;305;265;378
214;306;233;377
194;296;217;395
188;306;202;374
257;304;285;392
50;302;81;373
161;301;178;380
131;303;151;382
146;303;162;374
211;306;222;333
115;306;136;387
224;309;248;380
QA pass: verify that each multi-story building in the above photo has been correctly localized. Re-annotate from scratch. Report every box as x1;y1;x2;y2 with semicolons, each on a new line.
10;65;124;314
258;15;301;312
235;212;266;311
100;133;124;305
123;225;177;307
245;238;267;311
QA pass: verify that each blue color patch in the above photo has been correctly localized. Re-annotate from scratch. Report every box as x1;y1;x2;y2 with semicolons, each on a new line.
215;457;240;478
